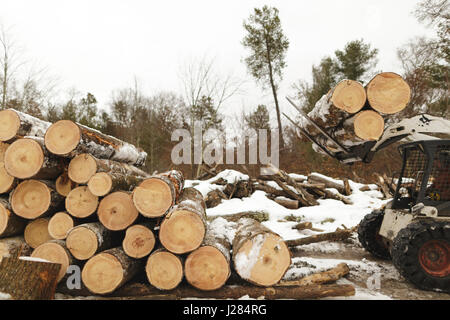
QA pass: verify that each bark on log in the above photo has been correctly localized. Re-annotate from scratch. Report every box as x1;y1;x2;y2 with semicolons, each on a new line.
0;236;32;262
285;228;355;247
0;197;27;238
205;189;227;208
31;239;75;282
0;256;60;300
122;223;156;259
68;153;149;184
307;173;348;195
366;72;411;114
207;211;269;223
4;137;64;180
185;219;231;291
274;197;299;209
65;186;99;219
44;120;147;166
66;222;120;260
0;109;51;143
88;171;145;197
133;170;184;218
232;218;291;286
82;247;142;295
55;173;78;197
97;191;139;231
24;218;53;249
159;187;207;254
145;248;184;291
278;263;350;286
48;212;77;240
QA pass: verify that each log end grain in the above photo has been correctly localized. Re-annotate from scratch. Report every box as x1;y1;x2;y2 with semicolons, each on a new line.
55;175;77;197
331;80;367;113
11;180;51;219
122;224;155;259
88;172;113;197
354;110;385;141
66;226;98;260
48;212;74;240
133;178;173;217
65;186;98;218
81;252;125;294
44;120;81;156
68;153;97;184
4;138;44;179
145;250;183;290
185;246;230;291
98;192;138;231
24;218;53;249
366;72;411;114
159;209;206;254
0;161;14;194
0;109;20;141
31;241;70;282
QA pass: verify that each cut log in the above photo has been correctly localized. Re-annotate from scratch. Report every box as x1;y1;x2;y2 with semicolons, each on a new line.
10;180;64;219
274;197;299;209
232;218;291;286
366;72;411;114
48;212;76;240
0;109;51;143
332;110;385;144
4;137;63;180
0;197;26;238
0;236;32;262
145;248;184;290
88;171;145;197
278;263;350;286
97;191;139;231
133;170;184;218
68;153;149;184
285;228;355;247
0;142;9;160
0;256;60;300
24;218;53;249
185;219;231;291
31;240;75;283
0;161;16;194
55;174;78;197
307;173;348;195
44;120;147;166
65;186;99;218
122;223;156;259
159;187;206;254
66;222;119;260
81;247;142;295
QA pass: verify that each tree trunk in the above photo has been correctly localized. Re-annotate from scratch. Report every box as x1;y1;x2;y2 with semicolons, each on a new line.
122;223;156;259
44;120;147;166
0;196;26;238
4;137;63;180
366;72;411;114
82;247;142;295
97;191;139;231
133;170;184;218
24;218;53;249
68;153;149;184
278;263;350;286
88;171;145;197
10;180;64;220
48;212;77;240
159;187;206;254
185;220;231;291
0;109;51;143
0;236;32;262
145;248;184;291
66;222;120;260
65;186;99;219
232;218;291;286
0;256;60;300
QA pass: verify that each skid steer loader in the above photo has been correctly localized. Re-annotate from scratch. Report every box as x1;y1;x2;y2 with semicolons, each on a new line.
285;97;450;292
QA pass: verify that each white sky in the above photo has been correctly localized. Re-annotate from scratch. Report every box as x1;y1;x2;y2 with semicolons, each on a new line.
0;0;434;122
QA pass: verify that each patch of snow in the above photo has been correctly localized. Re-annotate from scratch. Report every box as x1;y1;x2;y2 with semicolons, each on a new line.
0;292;12;300
234;234;266;279
19;256;51;263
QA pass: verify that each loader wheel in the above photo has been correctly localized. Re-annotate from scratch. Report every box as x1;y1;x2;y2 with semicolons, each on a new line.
392;220;450;293
358;210;391;260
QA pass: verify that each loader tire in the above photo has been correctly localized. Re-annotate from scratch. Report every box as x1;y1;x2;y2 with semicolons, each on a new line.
392;220;450;293
358;210;391;260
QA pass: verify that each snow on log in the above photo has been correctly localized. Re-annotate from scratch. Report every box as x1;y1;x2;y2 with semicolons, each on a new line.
232;218;291;286
159;187;206;254
366;72;411;114
145;248;184;290
24;218;53;249
0;197;26;238
0;236;32;262
48;212;77;240
44;120;147;166
122;223;156;259
81;247;142;295
0;109;51;143
65;186;99;219
132;170;184;218
97;191;139;231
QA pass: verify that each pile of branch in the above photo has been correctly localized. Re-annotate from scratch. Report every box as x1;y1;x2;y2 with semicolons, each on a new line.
0;109;354;300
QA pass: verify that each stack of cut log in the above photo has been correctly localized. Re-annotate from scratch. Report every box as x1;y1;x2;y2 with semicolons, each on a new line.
299;72;411;152
0;109;353;300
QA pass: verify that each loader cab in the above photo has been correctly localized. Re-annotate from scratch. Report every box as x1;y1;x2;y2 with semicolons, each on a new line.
392;140;450;214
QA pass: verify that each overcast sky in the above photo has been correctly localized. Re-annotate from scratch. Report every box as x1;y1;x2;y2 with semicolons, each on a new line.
0;0;434;121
